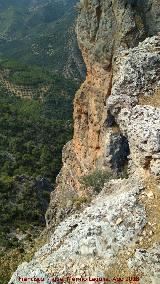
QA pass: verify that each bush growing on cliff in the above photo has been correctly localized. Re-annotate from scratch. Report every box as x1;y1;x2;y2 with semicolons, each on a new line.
79;0;89;10
80;169;114;193
73;195;91;209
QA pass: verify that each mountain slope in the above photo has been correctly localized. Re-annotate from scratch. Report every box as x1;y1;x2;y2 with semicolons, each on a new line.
0;64;78;283
0;0;85;81
9;0;160;283
0;1;85;282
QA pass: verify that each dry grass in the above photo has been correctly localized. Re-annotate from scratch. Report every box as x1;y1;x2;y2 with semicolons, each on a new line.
73;195;92;209
137;175;160;249
135;15;144;31
104;174;160;283
139;88;160;107
0;232;47;284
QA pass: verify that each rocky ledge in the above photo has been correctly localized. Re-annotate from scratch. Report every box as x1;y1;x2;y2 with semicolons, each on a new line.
9;174;160;283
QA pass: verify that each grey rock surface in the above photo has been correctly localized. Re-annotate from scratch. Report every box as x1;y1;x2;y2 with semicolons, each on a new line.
117;106;160;176
9;176;148;283
128;244;160;284
108;35;160;176
108;35;160;114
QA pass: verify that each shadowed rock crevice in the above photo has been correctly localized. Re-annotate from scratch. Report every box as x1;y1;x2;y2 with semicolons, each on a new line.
96;4;102;24
106;110;117;127
105;110;130;174
109;134;130;174
133;0;160;36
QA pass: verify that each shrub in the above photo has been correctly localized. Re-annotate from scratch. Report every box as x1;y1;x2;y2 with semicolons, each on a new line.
73;195;91;209
79;0;89;10
80;169;114;193
118;164;129;179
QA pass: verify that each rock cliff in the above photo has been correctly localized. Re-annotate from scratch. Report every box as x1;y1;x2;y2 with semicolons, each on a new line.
45;0;160;227
9;1;160;283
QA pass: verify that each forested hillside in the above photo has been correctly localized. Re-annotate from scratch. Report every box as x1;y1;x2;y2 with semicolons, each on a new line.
0;62;77;282
0;0;85;81
0;0;84;282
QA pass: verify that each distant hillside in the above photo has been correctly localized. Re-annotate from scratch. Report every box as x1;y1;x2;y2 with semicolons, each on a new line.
0;0;85;81
0;58;78;283
0;2;85;282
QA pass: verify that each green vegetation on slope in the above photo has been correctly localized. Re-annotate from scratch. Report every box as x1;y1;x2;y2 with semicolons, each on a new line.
0;63;78;282
0;70;77;229
0;1;84;281
0;0;85;81
0;59;53;86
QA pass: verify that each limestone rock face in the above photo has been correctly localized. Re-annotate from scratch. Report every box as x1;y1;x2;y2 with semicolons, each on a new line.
108;35;160;176
46;0;160;227
7;177;147;282
9;175;160;284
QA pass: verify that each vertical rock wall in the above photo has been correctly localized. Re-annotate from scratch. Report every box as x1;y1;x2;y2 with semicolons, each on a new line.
46;0;160;227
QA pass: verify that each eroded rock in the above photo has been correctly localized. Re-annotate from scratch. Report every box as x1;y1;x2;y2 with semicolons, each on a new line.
9;176;148;284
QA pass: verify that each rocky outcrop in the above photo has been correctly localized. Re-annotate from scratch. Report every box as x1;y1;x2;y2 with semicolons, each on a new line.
108;35;160;176
9;1;160;283
9;174;160;284
45;0;160;227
